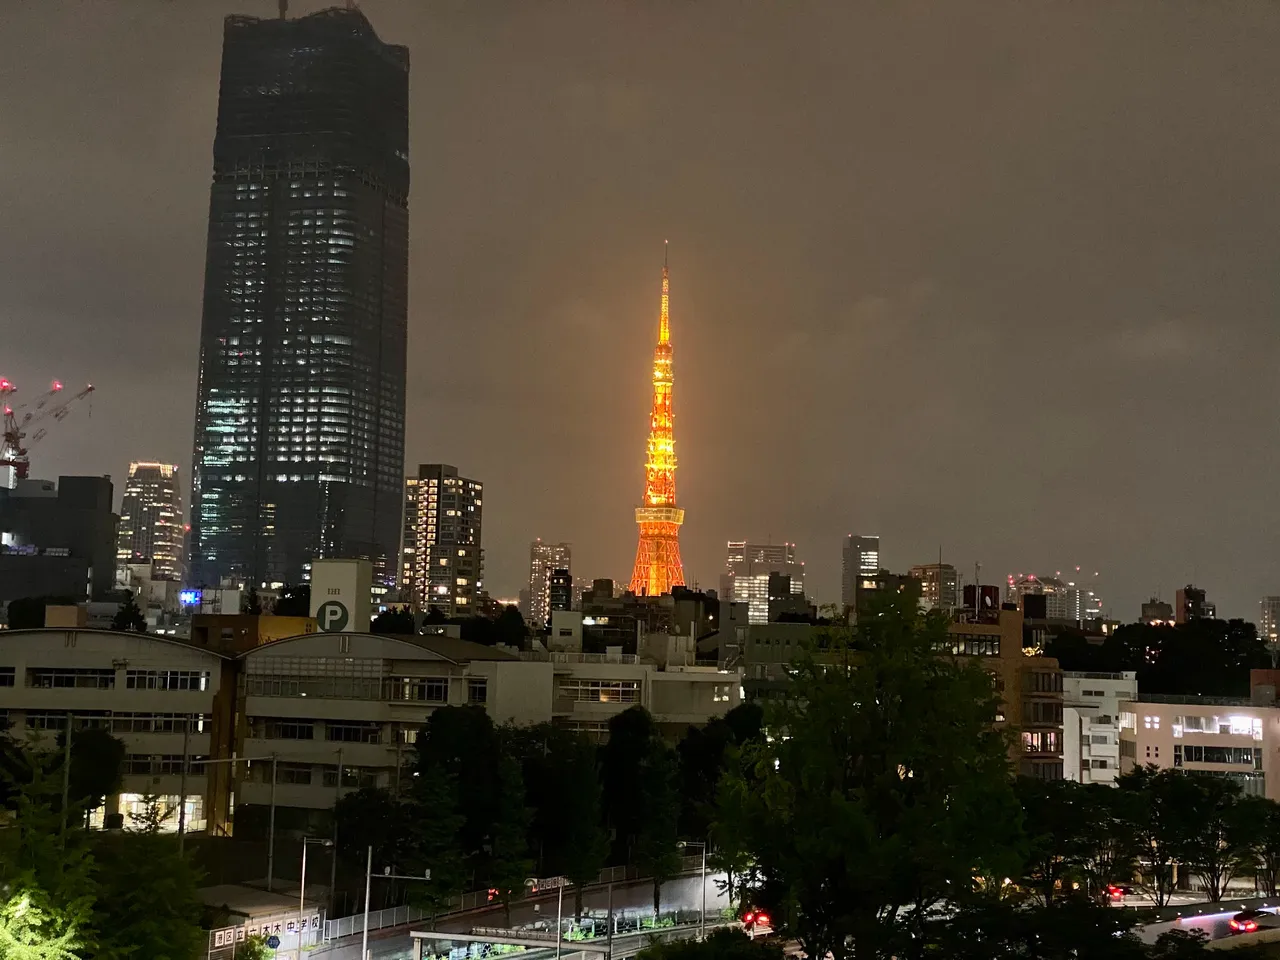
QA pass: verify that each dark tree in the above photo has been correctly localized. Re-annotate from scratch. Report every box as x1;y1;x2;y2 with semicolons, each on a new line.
1240;795;1280;896
110;590;147;633
241;586;263;615
404;770;466;922
371;605;415;635
1115;765;1201;907
519;725;610;917
601;706;665;863
412;706;502;865
424;605;448;625
675;702;764;841
92;830;204;960
5;596;77;630
487;754;534;925
1176;774;1252;902
273;583;311;617
56;726;126;817
495;605;528;647
715;595;1023;960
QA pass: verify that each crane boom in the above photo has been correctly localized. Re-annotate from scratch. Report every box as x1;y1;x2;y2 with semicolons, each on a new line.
0;378;95;484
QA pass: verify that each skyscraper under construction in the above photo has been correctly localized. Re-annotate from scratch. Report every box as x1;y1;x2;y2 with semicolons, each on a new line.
629;249;686;596
188;6;409;592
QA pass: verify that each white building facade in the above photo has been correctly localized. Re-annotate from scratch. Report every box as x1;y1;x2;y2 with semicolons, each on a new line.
1062;670;1137;784
1118;695;1280;799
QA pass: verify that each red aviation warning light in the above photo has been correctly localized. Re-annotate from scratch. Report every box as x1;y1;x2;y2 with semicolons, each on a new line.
0;378;96;483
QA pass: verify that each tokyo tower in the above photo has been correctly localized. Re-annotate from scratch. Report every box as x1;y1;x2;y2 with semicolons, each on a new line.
629;245;686;596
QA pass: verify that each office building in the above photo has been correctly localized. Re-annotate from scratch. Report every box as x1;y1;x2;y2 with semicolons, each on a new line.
1175;584;1215;624
1262;598;1280;643
408;464;482;617
1062;671;1137;785
116;462;184;582
1063;571;1103;625
0;476;118;604
841;535;880;609
721;541;804;625
527;540;572;623
188;7;409;593
0;622;744;831
909;563;958;610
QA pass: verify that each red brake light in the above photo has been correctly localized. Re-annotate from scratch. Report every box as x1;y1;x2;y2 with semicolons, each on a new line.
1231;920;1240;930
742;912;755;925
1247;921;1258;932
757;913;771;927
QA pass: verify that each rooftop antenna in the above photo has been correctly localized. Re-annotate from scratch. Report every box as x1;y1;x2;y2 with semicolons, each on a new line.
278;0;287;19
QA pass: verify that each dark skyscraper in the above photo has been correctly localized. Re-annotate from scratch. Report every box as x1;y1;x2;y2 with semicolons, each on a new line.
189;7;409;592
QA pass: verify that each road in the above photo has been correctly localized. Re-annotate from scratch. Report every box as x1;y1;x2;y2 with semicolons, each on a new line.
321;872;729;960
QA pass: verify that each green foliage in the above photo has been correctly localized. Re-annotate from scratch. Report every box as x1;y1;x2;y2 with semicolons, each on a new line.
935;897;1156;959
91;831;204;960
232;936;273;960
0;887;84;960
715;594;1024;960
125;794;175;834
109;591;146;633
675;703;763;841
1116;765;1206;906
634;928;782;960
370;605;415;634
1174;774;1254;901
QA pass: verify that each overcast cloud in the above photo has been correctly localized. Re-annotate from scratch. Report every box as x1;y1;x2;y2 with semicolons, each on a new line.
3;0;1279;618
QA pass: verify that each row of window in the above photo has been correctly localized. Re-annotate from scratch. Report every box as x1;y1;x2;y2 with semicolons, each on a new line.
242;675;486;703
125;754;211;776
246;718;384;743
1174;745;1263;768
557;679;640;704
947;634;1000;657
20;668;209;691
247;761;380;788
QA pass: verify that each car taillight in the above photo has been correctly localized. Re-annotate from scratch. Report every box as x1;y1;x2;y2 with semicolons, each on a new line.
1247;921;1259;932
1231;920;1240;930
757;913;771;927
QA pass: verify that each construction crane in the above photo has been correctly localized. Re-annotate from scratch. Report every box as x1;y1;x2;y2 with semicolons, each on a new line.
0;378;96;483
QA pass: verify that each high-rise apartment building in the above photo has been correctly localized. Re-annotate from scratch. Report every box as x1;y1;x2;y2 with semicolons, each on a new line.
1262;597;1280;643
188;7;409;592
721;541;804;625
909;563;958;610
841;535;880;610
116;462;184;581
549;569;573;615
527;540;572;624
408;465;482;617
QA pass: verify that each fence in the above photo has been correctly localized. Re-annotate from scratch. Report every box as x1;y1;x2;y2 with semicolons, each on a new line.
322;854;706;942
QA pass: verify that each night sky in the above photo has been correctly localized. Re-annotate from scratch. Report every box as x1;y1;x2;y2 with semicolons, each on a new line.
4;1;1280;619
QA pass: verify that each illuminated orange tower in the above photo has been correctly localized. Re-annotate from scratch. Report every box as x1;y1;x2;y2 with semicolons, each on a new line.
630;244;686;596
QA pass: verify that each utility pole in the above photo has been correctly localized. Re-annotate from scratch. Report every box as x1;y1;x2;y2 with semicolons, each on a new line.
361;845;372;960
60;712;72;833
177;716;191;854
267;753;279;890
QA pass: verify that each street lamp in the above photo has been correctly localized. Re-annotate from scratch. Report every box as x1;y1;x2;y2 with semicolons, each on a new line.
300;837;334;959
525;876;567;960
677;841;707;940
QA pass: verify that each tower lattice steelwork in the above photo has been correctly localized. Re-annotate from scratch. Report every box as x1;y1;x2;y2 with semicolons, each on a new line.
630;248;686;596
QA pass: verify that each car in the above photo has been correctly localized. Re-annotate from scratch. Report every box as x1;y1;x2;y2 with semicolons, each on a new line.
1107;884;1136;901
1229;909;1280;934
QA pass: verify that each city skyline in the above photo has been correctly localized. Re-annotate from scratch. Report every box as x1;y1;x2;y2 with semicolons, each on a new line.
6;1;1280;616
